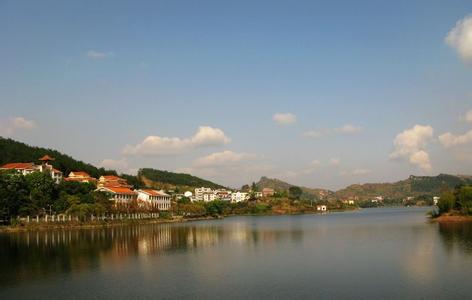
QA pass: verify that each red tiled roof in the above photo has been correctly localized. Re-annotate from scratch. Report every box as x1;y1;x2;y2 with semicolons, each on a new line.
52;168;62;173
70;171;90;177
102;187;136;195
101;175;123;180
39;155;54;161
0;162;35;170
139;189;162;196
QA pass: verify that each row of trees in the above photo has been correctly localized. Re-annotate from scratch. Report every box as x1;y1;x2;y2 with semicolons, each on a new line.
437;185;472;215
0;171;112;222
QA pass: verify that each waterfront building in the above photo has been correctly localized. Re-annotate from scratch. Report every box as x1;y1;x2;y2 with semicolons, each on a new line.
96;186;137;203
136;189;172;211
231;191;249;203
195;187;213;201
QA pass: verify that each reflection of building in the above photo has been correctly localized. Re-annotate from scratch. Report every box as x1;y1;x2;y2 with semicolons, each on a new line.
65;171;97;184
136;189;171;210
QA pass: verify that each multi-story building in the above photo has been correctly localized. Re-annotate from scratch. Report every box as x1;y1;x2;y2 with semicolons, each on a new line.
136;189;172;211
98;175;132;188
0;155;63;184
195;187;213;201
96;186;137;204
231;191;249;203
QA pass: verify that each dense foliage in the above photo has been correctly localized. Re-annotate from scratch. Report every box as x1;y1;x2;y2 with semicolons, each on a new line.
139;168;224;189
437;185;472;215
0;171;111;222
0;137;116;178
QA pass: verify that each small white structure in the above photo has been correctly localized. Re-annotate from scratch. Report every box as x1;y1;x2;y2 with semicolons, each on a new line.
136;189;171;211
231;191;249;203
184;191;193;198
433;196;440;206
316;205;327;212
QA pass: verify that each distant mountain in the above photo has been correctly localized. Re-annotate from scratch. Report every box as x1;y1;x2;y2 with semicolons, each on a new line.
0;137;115;178
334;174;472;200
254;176;333;199
138;168;225;191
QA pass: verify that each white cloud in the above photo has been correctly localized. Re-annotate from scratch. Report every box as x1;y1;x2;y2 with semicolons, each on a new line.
123;126;230;156
439;130;472;148
86;50;114;60
390;125;433;172
303;124;362;138
465;110;472;123
273;113;297;125
0;117;36;137
445;15;472;63
193;150;257;167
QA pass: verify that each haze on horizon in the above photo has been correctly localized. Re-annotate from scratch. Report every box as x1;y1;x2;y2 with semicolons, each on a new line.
1;1;472;190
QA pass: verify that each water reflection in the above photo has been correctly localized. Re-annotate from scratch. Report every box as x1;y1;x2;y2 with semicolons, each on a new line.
438;221;472;255
0;220;304;287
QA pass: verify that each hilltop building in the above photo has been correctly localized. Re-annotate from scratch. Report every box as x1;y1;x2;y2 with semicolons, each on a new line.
98;175;132;188
65;171;97;184
0;155;63;184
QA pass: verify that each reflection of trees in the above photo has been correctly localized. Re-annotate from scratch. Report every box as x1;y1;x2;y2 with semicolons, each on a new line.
438;222;472;255
0;220;304;287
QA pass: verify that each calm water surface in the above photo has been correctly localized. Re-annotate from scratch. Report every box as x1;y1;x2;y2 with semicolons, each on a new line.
1;207;472;299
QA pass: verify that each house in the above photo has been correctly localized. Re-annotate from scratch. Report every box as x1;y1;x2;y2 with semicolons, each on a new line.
0;162;37;176
98;175;131;188
316;205;327;212
0;155;63;184
96;186;137;203
231;191;248;203
215;189;232;201
195;187;213;201
203;192;217;202
65;171;97;184
262;188;275;197
136;189;172;211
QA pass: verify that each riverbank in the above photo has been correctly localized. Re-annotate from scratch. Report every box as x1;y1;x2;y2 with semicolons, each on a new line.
431;213;472;223
0;215;220;233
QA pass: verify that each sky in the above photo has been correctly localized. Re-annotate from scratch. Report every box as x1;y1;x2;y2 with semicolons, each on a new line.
1;0;472;190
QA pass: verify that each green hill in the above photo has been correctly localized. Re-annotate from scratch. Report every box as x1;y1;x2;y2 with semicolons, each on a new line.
139;168;225;191
335;174;472;200
0;137;115;178
254;176;333;200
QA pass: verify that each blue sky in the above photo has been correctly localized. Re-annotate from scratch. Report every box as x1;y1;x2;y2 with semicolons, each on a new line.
1;0;472;189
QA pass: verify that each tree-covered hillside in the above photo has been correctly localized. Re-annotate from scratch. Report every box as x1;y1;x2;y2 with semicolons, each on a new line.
139;168;225;190
0;137;116;178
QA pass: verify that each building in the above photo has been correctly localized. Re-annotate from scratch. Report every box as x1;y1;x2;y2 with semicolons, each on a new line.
195;187;213;201
215;189;232;201
231;191;248;203
316;205;327;212
433;196;440;206
0;155;63;184
254;192;263;198
96;186;137;203
136;189;172;211
0;162;37;176
65;171;97;184
98;175;131;188
203;192;217;202
262;188;275;197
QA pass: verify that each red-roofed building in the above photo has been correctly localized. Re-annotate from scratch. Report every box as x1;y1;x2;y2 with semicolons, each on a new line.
0;162;36;176
65;171;97;184
98;175;131;188
96;186;137;203
136;189;171;210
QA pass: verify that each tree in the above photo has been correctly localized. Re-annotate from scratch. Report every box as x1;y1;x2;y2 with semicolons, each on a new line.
289;186;303;200
438;190;456;214
25;172;56;214
457;185;472;215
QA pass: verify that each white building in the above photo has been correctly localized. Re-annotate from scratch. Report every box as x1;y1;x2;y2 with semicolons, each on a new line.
195;187;213;201
96;186;137;204
231;191;249;203
433;196;440;206
136;189;171;211
0;155;63;184
203;193;217;202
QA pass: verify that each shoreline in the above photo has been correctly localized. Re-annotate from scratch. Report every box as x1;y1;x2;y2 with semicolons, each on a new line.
430;214;472;223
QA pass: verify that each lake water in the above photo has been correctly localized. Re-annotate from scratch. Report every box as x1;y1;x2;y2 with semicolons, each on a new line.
1;207;472;299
